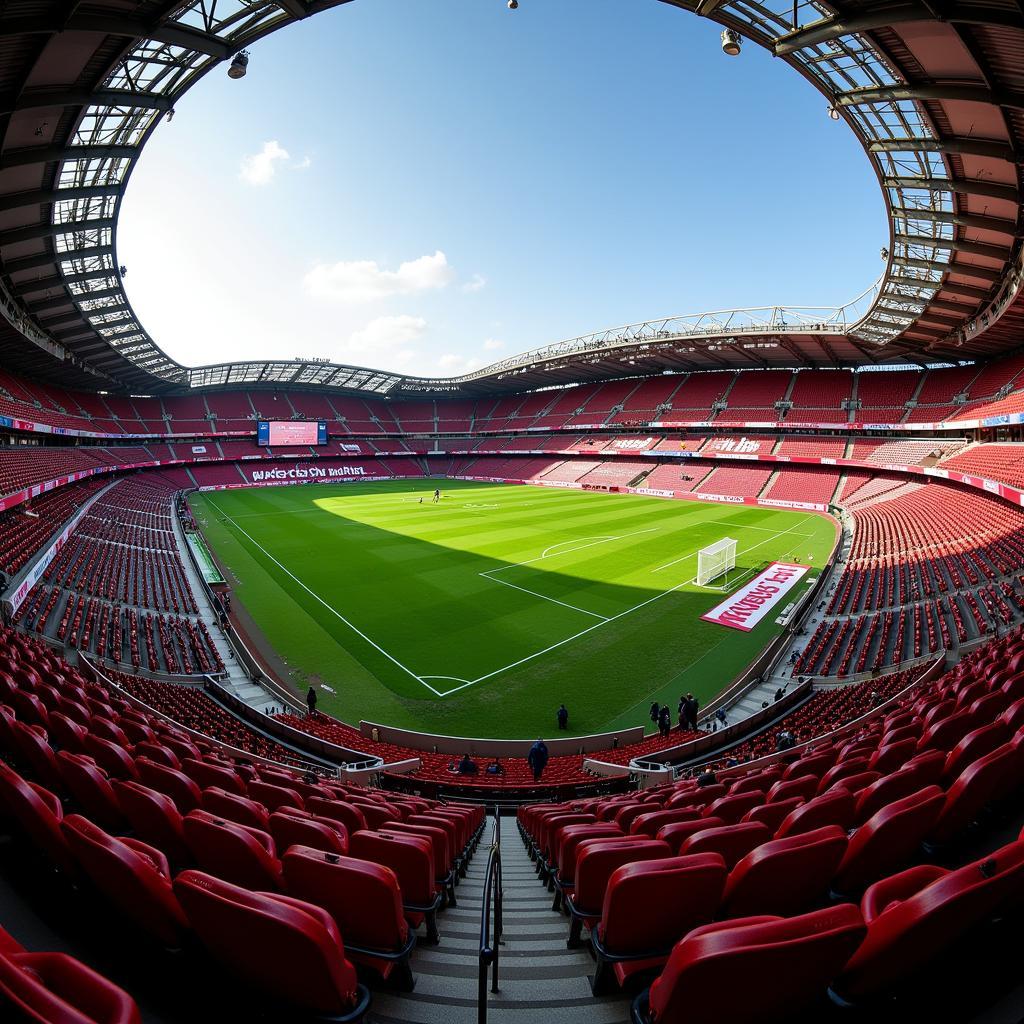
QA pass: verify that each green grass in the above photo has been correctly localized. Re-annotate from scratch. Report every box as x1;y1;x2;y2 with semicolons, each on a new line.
190;480;836;738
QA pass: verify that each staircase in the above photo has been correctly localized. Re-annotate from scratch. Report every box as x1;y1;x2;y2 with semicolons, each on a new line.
368;814;630;1024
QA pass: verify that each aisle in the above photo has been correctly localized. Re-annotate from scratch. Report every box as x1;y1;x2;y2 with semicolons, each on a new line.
368;813;631;1024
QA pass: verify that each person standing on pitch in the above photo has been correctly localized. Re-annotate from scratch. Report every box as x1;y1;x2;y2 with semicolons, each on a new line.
557;704;569;730
433;488;440;503
528;738;549;782
306;686;317;718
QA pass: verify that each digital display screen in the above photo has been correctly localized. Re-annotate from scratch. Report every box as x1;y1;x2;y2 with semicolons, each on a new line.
256;421;328;446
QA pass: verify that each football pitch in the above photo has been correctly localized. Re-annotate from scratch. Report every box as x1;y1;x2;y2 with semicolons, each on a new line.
190;480;837;739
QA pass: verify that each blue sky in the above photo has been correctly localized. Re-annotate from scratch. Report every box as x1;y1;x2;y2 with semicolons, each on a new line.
118;0;887;378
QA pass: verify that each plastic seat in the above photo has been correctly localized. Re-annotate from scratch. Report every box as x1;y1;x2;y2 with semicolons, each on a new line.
629;808;699;838
656;817;725;854
132;742;180;769
62;814;189;948
678;821;770;869
182;809;283;890
591;853;727;992
775;789;855;839
765;775;818;804
636;905;866;1024
833;840;1024;1002
173;870;369;1021
48;712;89;754
941;722;1010;784
703;791;763;825
816;757;870;794
282;845;415;988
665;784;725;810
180;757;247;796
928;742;1023;847
741;798;802;834
832;786;945;897
867;738;917;775
0;943;142;1024
56;751;127;831
135;757;202;814
82;735;138;781
826;770;880;797
9;718;62;789
248;779;304;812
0;761;76;875
111;780;191;869
721;825;849;918
566;838;670;946
853;759;941;825
307;797;368;834
269;810;348;857
348;829;441;943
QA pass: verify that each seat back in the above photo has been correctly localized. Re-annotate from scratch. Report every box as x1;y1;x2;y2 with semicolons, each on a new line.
55;752;126;831
630;808;699;838
247;779;304;812
269;811;348;857
62;814;188;947
647;905;866;1024
722;825;849;918
573;839;670;913
307;797;368;834
182;809;282;890
181;757;246;796
554;824;623;879
173;870;359;1015
833;785;945;896
765;776;818;804
110;780;190;868
0;762;75;875
741;798;802;834
679;821;771;869
703;792;763;825
282;845;408;952
656;817;725;854
201;787;270;831
599;853;726;953
775;790;855;839
135;758;202;814
348;830;436;906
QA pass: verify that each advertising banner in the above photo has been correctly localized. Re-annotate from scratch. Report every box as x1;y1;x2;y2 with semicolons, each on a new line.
701;561;811;632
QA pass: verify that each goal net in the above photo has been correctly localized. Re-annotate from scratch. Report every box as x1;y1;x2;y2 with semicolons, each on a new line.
697;537;737;587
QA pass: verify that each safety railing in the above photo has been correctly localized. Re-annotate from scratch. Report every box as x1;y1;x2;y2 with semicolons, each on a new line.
478;809;503;1024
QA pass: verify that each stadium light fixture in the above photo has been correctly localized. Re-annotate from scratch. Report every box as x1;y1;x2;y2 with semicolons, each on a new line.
228;51;249;79
827;105;840;120
721;29;742;56
507;0;518;7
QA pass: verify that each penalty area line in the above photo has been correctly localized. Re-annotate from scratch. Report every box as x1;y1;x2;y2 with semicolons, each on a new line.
206;499;445;699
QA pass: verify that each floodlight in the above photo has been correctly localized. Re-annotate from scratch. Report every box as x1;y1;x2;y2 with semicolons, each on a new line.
228;51;249;79
721;28;741;55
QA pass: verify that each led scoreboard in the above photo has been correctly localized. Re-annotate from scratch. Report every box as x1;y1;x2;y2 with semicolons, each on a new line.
256;421;328;446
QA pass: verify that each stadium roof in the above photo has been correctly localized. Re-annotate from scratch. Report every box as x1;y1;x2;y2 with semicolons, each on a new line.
0;0;1021;397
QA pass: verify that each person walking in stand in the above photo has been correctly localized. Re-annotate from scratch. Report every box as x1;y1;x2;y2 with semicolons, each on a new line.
528;738;549;782
306;686;317;718
557;704;569;730
650;702;660;729
658;704;671;737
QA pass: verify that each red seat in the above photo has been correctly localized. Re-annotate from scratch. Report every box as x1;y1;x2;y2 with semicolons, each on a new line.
554;824;624;883
765;775;817;804
656;817;725;854
135;757;202;814
640;905;866;1024
282;845;414;988
629;808;699;838
941;722;1009;784
833;786;945;896
62;814;189;947
181;757;247;796
928;742;1024;846
348;829;440;943
678;821;770;869
182;809;283;890
782;753;834;781
111;780;191;869
703;791;763;825
173;870;368;1020
666;784;725;810
307;797;368;834
867;738;917;775
591;853;727;991
775;790;855;839
1000;697;1024;733
201;787;270;831
741;798;802;834
826;769;880;797
722;825;849;918
566;838;670;946
9;718;62;789
853;759;941;825
48;712;89;754
247;779;304;812
833;840;1024;1002
0;761;76;875
132;742;180;769
816;757;870;794
269;811;348;857
82;735;138;781
0;944;142;1024
56;751;127;831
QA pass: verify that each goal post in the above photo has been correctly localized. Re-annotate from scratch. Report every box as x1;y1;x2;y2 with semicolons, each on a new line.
697;537;737;587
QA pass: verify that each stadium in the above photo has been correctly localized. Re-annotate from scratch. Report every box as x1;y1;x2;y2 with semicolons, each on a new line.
1;0;1024;1021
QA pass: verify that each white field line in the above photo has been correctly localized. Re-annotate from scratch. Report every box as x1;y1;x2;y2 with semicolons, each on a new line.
206;499;446;698
484;575;610;621
482;527;660;577
432;517;812;697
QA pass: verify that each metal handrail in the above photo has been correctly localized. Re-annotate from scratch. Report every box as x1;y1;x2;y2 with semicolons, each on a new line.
478;809;503;1024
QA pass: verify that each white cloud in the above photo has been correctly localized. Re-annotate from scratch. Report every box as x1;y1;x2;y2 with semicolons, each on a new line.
462;273;487;293
303;250;455;304
239;140;290;186
291;155;312;171
482;338;504;351
345;315;427;359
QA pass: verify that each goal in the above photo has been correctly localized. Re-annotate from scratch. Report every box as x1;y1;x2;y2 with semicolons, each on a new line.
697;537;737;587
